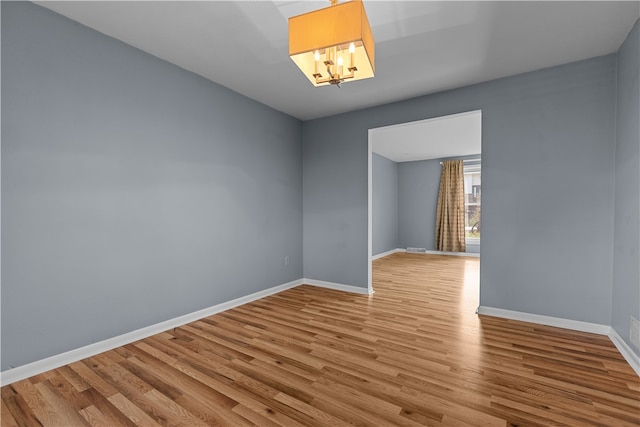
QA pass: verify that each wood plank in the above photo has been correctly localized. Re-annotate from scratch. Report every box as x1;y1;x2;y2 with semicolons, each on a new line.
67;361;118;398
11;379;69;426
1;384;42;427
80;388;137;427
0;398;20;427
79;404;116;427
107;393;163;427
142;389;209;427
34;382;90;426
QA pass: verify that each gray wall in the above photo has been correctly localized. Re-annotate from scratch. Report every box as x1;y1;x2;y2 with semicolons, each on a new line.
372;153;398;255
1;2;303;370
398;159;440;251
304;54;616;325
612;19;640;356
397;155;480;253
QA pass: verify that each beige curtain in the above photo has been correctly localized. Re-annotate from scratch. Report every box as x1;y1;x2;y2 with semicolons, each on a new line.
435;160;466;252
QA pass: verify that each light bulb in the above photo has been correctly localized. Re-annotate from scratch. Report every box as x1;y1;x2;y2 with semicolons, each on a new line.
337;55;344;66
349;42;355;54
314;50;320;61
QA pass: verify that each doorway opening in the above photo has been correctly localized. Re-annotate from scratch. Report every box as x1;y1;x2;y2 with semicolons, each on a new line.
367;110;482;293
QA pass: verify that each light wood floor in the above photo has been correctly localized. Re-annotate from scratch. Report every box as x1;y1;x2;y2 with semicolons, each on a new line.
2;253;639;426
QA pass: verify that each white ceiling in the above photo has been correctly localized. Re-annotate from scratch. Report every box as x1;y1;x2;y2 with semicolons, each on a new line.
371;110;481;162
37;1;639;122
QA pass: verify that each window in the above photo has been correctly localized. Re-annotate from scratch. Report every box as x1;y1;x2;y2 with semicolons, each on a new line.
464;164;481;241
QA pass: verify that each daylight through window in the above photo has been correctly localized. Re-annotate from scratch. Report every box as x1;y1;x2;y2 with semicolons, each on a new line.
464;164;481;240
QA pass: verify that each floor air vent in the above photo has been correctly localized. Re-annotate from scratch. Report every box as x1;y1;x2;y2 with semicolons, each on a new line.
406;247;427;253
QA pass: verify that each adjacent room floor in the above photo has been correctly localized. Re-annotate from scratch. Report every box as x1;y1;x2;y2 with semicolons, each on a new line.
2;253;638;426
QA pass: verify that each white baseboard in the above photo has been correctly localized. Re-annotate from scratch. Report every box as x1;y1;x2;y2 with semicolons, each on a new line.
477;306;640;377
372;248;403;260
476;306;611;334
303;278;372;295
398;248;480;258
608;328;640;377
1;278;304;386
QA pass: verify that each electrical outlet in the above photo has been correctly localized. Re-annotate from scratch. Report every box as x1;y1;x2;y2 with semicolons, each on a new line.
631;316;640;349
284;256;289;266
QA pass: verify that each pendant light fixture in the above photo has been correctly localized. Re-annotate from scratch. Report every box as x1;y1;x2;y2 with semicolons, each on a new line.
289;0;375;87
